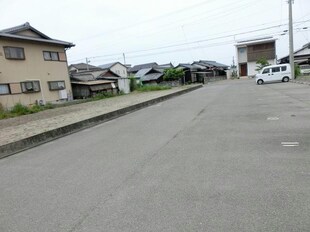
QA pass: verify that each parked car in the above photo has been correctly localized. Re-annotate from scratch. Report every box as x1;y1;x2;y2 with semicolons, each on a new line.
300;65;310;75
255;64;291;85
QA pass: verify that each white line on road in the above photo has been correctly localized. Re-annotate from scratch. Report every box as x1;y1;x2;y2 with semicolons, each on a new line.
281;142;299;147
267;117;279;120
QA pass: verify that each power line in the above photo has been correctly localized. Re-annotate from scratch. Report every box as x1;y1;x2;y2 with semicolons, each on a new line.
68;20;310;63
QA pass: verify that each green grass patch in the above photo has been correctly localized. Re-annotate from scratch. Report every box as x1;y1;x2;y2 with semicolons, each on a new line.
0;102;56;120
137;85;171;92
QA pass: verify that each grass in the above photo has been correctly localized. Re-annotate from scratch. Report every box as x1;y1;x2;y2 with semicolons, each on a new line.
0;102;55;119
0;92;123;120
136;85;171;92
0;86;171;120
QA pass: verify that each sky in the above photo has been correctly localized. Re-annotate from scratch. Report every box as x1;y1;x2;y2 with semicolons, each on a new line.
1;0;310;67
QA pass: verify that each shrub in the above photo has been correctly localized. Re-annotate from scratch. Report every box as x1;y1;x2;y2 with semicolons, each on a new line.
129;76;138;91
10;103;30;115
163;68;184;81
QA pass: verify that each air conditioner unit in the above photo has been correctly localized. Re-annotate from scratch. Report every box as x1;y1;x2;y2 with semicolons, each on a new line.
36;99;44;106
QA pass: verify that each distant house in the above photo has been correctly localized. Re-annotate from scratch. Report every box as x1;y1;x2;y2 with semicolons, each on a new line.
70;71;118;99
155;63;174;72
69;64;130;94
128;62;158;74
176;63;210;83
99;62;128;77
134;68;164;85
192;60;229;76
0;22;75;108
278;42;310;65
71;80;117;99
68;63;102;73
235;37;276;77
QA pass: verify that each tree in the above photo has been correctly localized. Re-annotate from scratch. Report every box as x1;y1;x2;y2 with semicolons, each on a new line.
163;68;184;81
256;57;270;71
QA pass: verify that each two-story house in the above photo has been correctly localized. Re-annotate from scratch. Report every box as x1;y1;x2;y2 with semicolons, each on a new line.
0;22;74;108
235;37;276;77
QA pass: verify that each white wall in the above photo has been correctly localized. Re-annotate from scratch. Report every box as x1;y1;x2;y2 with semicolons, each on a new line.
110;63;128;78
237;47;247;63
117;78;130;94
247;59;276;76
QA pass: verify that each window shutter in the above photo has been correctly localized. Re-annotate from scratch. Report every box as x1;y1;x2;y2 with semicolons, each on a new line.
58;52;67;61
9;83;22;94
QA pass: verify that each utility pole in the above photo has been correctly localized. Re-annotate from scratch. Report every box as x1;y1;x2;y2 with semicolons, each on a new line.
123;53;126;65
86;57;90;71
288;0;295;79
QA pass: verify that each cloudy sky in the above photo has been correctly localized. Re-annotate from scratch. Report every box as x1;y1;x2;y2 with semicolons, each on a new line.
1;0;310;67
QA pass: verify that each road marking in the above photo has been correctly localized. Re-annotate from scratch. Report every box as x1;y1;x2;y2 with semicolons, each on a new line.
281;142;299;147
267;117;279;120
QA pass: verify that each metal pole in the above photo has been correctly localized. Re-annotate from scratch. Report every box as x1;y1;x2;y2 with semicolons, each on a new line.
86;58;89;71
288;0;295;79
123;53;126;65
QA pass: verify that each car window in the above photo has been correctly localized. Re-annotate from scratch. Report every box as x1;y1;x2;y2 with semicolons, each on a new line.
262;68;270;74
300;65;310;70
281;66;287;72
272;67;280;73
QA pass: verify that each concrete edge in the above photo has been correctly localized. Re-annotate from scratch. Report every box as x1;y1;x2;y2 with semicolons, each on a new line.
291;80;310;86
0;85;202;159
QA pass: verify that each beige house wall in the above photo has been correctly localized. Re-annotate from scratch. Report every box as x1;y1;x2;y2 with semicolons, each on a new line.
0;38;72;108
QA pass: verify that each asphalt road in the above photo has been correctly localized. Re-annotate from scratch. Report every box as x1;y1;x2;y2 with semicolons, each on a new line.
0;80;309;232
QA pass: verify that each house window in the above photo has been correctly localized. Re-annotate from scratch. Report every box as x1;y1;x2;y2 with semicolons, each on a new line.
43;51;59;61
3;47;25;60
21;81;40;93
48;81;65;90
0;84;10;95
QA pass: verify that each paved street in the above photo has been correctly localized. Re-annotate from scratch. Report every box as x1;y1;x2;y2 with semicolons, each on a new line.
0;80;309;232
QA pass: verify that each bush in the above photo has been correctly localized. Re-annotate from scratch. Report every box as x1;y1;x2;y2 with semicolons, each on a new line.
163;68;184;81
129;76;138;91
10;103;30;115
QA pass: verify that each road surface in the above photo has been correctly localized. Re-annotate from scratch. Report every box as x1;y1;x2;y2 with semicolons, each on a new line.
0;80;309;232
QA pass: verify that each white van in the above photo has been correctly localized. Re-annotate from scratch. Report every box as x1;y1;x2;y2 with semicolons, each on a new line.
255;64;291;85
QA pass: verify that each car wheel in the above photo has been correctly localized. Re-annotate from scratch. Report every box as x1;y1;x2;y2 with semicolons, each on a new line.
257;79;264;85
282;77;289;82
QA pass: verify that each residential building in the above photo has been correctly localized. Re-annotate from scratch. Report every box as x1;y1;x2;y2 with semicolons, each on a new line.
128;62;158;75
278;42;310;65
235;37;276;77
134;68;164;85
68;63;102;73
99;62;128;77
70;70;118;99
0;22;74;108
192;60;229;76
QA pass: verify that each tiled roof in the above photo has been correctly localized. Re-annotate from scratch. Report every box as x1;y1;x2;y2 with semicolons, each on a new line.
140;73;163;82
129;62;158;73
70;63;101;71
0;22;74;48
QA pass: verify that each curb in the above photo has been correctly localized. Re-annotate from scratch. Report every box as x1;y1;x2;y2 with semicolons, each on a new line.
0;85;202;159
291;80;310;86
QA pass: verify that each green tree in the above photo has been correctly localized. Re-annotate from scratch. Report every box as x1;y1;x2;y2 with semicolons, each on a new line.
255;57;270;71
163;68;184;81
